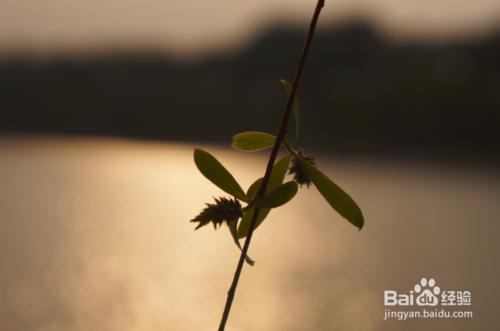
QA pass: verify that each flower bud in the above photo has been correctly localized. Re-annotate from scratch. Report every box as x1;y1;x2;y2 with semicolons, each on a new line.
191;197;243;230
289;151;315;187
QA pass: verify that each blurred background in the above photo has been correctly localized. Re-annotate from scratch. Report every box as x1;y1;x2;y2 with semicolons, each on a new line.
0;0;499;330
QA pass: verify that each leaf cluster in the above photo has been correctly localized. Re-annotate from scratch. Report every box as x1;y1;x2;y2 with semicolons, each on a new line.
190;80;363;265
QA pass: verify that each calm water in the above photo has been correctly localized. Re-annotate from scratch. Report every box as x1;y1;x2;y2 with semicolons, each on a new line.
0;137;499;331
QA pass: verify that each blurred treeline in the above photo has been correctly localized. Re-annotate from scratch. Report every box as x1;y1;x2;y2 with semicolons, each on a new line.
1;22;499;161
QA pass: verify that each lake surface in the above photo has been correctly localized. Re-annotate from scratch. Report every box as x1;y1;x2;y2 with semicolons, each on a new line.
0;136;498;331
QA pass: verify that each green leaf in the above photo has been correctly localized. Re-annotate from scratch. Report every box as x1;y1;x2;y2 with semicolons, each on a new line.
281;79;301;140
237;154;291;238
297;156;364;229
254;181;298;209
193;149;248;202
246;154;291;200
247;154;292;200
227;221;255;266
237;207;271;239
231;131;276;152
246;178;263;203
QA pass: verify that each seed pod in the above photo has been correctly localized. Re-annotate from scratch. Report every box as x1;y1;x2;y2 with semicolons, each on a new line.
190;197;243;230
289;151;315;187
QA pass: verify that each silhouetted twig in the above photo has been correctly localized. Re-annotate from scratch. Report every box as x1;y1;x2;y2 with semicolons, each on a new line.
217;1;326;330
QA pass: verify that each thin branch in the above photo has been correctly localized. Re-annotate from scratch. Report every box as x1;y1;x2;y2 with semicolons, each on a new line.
217;1;326;330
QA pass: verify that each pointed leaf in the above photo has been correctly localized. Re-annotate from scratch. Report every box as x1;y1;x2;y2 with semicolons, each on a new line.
281;79;301;140
194;149;247;202
228;221;255;266
231;131;276;152
297;156;364;229
238;155;291;238
254;181;298;209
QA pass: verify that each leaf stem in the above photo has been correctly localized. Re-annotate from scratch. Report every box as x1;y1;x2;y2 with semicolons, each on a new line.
217;1;326;330
283;138;298;156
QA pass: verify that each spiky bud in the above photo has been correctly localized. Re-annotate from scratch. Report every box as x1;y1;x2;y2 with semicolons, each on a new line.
289;150;315;187
190;197;243;230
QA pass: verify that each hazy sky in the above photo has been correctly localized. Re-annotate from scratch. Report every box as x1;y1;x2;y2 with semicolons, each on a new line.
1;0;500;57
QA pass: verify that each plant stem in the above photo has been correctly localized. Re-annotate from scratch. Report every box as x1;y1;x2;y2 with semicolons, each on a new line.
217;1;325;330
284;138;299;156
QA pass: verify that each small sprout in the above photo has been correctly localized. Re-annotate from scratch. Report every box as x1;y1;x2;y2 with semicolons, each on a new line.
191;197;243;230
289;150;316;187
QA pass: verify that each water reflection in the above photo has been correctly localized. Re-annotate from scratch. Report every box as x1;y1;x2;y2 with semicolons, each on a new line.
0;137;498;330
